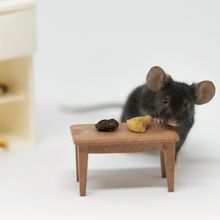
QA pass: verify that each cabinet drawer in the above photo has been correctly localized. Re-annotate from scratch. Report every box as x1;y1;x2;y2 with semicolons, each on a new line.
0;8;36;60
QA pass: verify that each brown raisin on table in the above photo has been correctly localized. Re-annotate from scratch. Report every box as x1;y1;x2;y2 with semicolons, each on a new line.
95;119;119;132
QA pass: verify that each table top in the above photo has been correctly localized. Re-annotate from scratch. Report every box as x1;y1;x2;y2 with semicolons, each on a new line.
70;123;179;146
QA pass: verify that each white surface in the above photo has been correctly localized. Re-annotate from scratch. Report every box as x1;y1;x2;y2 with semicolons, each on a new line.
1;0;220;219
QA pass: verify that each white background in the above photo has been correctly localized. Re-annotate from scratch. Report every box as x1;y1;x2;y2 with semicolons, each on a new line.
0;0;220;219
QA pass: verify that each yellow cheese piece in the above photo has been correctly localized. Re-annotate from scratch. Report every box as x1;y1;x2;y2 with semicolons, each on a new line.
127;115;152;133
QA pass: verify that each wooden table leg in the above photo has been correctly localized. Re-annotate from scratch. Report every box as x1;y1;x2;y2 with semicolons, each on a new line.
78;146;88;196
75;145;79;182
160;151;166;178
163;144;175;192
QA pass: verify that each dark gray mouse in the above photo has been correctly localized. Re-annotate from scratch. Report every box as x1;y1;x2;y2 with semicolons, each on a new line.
121;66;216;158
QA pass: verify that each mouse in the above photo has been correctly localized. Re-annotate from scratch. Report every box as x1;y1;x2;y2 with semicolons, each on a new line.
121;66;216;158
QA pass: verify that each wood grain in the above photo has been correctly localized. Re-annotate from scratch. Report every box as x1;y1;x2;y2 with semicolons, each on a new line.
160;151;166;178
163;144;176;192
78;146;88;196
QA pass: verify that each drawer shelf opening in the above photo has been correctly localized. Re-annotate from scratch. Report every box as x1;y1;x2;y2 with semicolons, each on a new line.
0;57;34;150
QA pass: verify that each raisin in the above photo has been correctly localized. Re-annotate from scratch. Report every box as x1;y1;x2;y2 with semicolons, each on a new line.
95;119;119;132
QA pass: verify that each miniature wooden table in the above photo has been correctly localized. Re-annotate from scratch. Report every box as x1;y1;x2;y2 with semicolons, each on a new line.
70;123;179;196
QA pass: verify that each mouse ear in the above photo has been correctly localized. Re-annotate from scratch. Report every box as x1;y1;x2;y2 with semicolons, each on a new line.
146;66;170;92
194;81;215;105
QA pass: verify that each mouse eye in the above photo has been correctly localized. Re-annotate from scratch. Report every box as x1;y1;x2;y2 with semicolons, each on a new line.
162;97;169;105
183;100;190;109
